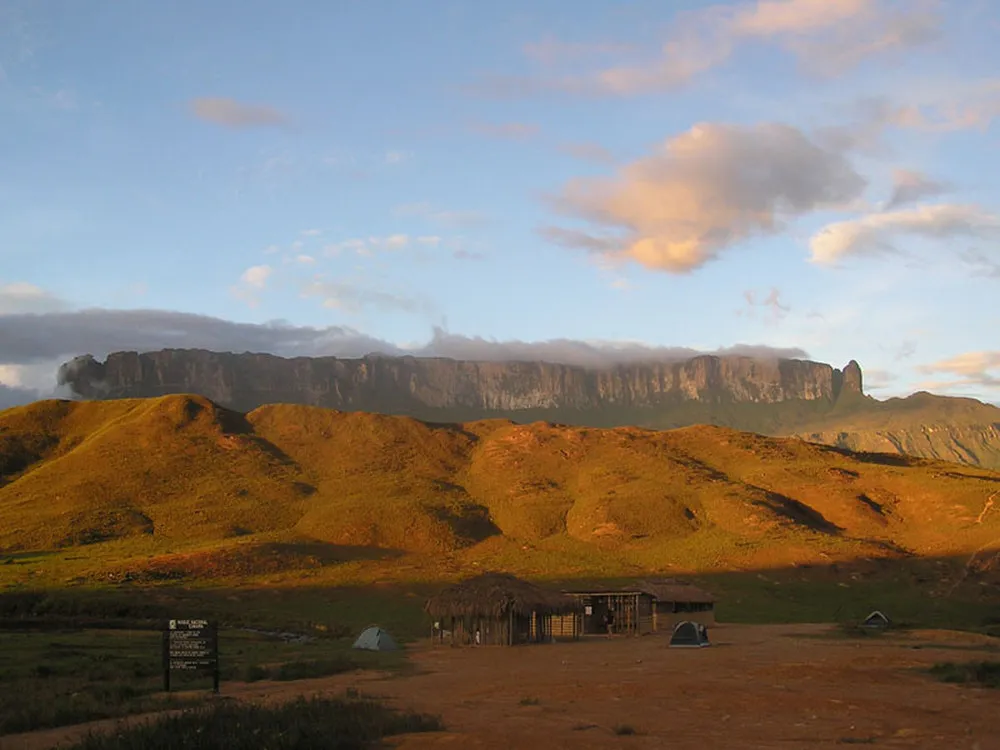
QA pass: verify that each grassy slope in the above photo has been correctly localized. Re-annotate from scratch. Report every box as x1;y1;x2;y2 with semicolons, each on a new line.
2;395;1000;584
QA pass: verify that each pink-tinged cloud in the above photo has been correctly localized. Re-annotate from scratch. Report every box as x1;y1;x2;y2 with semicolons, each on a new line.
189;97;288;129
474;0;940;97
810;204;1000;266
544;122;865;273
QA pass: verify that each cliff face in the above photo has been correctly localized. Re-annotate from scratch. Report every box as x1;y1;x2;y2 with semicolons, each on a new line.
54;349;1000;471
796;425;1000;469
58;349;861;414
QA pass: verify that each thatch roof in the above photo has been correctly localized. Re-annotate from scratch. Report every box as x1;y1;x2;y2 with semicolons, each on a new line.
636;579;715;604
425;573;581;619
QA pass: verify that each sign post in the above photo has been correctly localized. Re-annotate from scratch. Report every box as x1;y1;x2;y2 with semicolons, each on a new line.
163;619;219;694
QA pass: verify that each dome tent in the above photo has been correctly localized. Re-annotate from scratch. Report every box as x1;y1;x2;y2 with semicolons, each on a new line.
352;626;399;651
669;620;710;648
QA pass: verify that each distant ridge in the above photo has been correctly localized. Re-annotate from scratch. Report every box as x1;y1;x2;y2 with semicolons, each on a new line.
53;349;1000;470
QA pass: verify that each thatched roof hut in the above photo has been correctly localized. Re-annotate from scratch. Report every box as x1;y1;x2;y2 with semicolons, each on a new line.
426;572;580;620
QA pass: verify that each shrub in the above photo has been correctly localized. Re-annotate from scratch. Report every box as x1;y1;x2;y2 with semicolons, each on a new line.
928;661;1000;688
64;696;443;750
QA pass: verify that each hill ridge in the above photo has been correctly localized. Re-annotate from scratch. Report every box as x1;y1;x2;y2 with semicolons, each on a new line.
3;395;1000;581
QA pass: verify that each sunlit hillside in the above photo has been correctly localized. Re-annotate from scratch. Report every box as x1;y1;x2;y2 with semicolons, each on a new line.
2;395;999;584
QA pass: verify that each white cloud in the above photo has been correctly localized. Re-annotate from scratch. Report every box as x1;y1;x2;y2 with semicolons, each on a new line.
863;368;898;390
300;228;323;237
0;305;810;374
300;279;431;315
809;204;1000;266
416;236;442;247
544;122;865;273
295;254;316;265
231;265;274;308
323;238;367;257
915;351;1000;395
383;234;409;250
0;282;69;314
240;265;273;289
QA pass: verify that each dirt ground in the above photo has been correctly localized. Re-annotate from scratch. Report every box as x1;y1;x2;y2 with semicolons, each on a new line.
2;624;999;750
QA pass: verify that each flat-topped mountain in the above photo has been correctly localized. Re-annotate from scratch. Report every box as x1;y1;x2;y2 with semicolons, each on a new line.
59;349;864;412
56;349;1000;470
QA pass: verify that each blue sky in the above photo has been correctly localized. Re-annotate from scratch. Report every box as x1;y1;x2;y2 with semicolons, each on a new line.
1;0;998;405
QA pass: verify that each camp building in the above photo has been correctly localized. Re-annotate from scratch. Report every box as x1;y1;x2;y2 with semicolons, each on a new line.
553;579;716;637
425;572;582;646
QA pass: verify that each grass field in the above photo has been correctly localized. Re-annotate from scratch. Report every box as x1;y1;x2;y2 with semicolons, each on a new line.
0;618;408;735
1;551;998;736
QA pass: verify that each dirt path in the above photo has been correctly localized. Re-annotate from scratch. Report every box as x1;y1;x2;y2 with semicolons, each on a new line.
3;624;999;750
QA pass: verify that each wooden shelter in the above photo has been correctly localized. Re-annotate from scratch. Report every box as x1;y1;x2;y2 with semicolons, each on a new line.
555;579;716;636
425;572;582;646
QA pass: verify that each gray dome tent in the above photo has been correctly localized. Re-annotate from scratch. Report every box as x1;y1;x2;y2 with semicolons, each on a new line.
861;610;890;630
669;620;710;648
352;626;399;651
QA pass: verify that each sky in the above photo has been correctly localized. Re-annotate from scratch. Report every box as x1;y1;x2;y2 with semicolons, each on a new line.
1;0;999;408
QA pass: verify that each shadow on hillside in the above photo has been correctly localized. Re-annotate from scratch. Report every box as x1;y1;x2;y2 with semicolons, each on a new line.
2;552;999;639
214;409;301;466
817;445;920;467
748;485;843;534
935;470;1000;484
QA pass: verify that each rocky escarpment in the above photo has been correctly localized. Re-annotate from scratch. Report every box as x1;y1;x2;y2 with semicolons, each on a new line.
52;350;1000;470
57;349;864;414
798;425;1000;468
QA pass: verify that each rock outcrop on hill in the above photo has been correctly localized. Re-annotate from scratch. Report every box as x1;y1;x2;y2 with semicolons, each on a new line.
55;349;1000;470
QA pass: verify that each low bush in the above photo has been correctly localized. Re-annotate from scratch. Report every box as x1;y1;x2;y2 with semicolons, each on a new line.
65;696;443;750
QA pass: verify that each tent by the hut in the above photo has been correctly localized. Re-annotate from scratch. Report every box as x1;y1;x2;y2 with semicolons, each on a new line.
861;610;890;630
669;620;710;648
352;626;398;651
425;572;581;646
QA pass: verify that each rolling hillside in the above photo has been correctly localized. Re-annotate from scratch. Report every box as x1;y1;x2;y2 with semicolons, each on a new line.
2;395;999;581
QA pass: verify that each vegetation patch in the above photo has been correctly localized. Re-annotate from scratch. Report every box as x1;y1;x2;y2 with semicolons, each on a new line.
928;660;1000;688
63;696;443;750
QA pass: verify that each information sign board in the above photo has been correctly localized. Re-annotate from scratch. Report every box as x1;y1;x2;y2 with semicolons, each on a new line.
162;619;219;692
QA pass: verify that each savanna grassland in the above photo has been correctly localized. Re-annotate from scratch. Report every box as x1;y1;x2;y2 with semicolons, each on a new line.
1;394;999;743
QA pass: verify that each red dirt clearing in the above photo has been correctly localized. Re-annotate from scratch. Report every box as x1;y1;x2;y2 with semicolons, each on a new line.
3;624;998;749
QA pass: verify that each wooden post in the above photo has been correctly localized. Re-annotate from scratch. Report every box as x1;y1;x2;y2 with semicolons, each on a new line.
162;628;170;692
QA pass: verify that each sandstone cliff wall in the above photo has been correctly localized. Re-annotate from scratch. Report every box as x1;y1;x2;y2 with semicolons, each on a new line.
58;349;864;413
